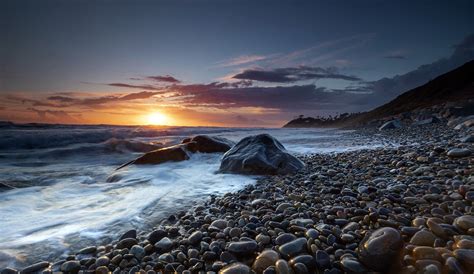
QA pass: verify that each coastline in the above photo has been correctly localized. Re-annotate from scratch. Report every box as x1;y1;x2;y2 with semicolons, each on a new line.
3;123;473;274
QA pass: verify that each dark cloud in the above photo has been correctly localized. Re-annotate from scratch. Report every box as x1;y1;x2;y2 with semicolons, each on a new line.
108;83;162;90
27;107;80;121
364;34;474;107
232;66;361;83
147;75;181;83
384;54;406;59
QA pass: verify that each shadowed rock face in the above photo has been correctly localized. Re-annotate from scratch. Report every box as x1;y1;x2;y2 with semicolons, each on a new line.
117;144;190;169
182;135;234;153
116;135;234;170
219;134;304;175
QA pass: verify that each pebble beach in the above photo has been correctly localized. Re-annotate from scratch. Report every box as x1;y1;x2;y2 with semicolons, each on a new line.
3;122;473;274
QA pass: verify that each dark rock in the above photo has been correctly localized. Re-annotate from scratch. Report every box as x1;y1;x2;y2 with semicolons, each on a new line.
118;144;190;169
183;135;234;153
119;229;137;241
188;231;203;245
447;148;471;158
359;227;403;272
77;246;96;255
60;260;81;273
219;263;251;274
315;250;330;269
252;250;280;273
379;120;401;131
228;240;258;255
148;229;167;244
20;262;50;274
410;230;436;246
453;249;474;272
116;238;138;249
219;134;304;175
340;257;367;273
154;237;174;253
278;238;307;259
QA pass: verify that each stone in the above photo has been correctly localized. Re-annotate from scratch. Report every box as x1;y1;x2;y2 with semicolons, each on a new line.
412;247;441;261
379;120;402;131
148;229;167;244
278;238;307;259
252;250;280;273
60;260;81;272
20;262;50;273
183;135;234;153
219;134;304;175
119;229;137;241
116;238;138;249
275;259;291;274
188;231;203;245
454;215;474;231
228;240;258;255
1;268;17;274
210;219;228;230
96;266;109;274
359;227;403;272
447;148;471;158
77;246;96;254
410;230;436;246
315;250;330;269
96;256;110;267
275;233;297;245
118;144;190;169
340;257;367;273
130;245;145;260
219;263;251;274
461;135;474;143
154;237;174;253
453;249;474;272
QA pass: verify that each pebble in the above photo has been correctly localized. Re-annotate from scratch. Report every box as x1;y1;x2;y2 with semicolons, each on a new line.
359;227;403;271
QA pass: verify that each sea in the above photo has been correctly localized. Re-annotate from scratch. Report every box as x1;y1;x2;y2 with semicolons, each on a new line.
0;123;391;268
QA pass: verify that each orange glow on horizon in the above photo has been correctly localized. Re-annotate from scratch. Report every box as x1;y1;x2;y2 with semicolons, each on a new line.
145;112;170;125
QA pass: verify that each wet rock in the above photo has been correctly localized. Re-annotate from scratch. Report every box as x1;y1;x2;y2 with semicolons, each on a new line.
77;246;96;255
119;229;137;240
359;227;403;271
275;259;291;274
340;257;367;273
453;249;474;272
118;144;190;169
154;237;174;253
188;231;203;245
219;263;251;274
410;230;436;246
447;148;471;158
20;262;50;274
116;238;138;249
228;240;258;255
183;135;234;153
60;260;81;273
148;229;167;244
454;215;474;231
278;238;307;259
130;245;145;260
252;250;280;273
219;134;304;175
379;120;402;130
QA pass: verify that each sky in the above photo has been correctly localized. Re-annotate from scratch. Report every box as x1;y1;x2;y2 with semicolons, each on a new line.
0;0;473;127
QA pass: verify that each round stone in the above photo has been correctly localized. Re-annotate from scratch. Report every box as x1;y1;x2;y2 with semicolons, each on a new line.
454;215;474;231
220;263;251;274
252;249;280;273
447;148;471;158
188;231;203;245
275;259;291;274
278;238;307;259
410;230;436;246
453;249;474;272
228;240;258;255
359;227;403;271
95;256;110;267
130;245;145;260
60;260;81;272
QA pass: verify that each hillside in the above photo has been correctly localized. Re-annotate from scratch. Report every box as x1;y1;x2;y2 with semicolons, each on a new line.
284;60;474;128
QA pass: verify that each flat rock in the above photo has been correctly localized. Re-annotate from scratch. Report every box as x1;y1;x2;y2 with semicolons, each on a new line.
20;262;50;274
278;238;307;259
228;240;258;255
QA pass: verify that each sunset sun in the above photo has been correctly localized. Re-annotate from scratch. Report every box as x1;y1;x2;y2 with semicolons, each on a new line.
146;112;169;125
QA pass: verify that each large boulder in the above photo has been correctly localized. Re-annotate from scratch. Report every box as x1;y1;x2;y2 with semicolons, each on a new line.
379;120;402;131
219;134;304;175
117;144;190;169
182;135;234;153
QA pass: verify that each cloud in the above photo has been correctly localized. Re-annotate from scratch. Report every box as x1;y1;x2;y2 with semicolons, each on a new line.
108;83;162;90
147;75;181;83
27;107;81;122
215;55;268;67
232;66;361;83
384;50;408;59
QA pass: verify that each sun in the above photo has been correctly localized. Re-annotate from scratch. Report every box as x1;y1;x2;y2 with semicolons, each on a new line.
146;112;169;125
